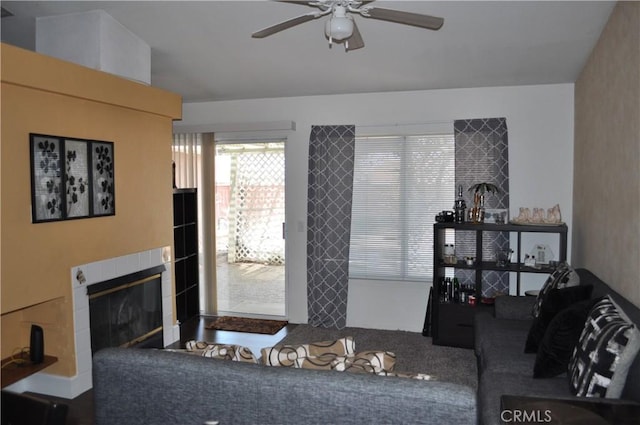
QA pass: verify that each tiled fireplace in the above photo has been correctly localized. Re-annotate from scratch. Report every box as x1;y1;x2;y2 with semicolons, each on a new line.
6;247;179;399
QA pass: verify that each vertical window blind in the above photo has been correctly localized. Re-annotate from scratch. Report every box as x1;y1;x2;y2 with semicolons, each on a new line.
172;133;202;189
348;134;455;282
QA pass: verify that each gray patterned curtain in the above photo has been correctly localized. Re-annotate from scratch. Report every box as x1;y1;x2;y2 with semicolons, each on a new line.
454;118;510;297
307;125;355;329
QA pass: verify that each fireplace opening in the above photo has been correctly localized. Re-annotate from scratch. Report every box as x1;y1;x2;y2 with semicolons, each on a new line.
88;265;165;354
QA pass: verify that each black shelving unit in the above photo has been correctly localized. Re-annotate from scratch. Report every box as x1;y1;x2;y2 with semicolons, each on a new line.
430;222;568;348
173;188;199;324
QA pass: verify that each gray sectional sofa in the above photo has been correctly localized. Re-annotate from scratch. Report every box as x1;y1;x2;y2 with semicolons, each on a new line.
475;268;640;425
92;268;639;425
92;346;476;425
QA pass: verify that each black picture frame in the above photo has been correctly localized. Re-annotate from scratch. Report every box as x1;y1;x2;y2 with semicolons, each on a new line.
29;133;115;223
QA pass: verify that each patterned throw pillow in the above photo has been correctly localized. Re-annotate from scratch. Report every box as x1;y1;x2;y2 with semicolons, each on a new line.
344;351;396;373
186;340;212;354
568;296;640;397
261;336;355;367
293;354;345;371
294;351;396;374
532;262;580;318
337;351;396;373
185;340;258;364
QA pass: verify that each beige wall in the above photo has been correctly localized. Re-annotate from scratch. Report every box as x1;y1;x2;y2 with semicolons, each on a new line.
0;44;181;375
574;2;640;307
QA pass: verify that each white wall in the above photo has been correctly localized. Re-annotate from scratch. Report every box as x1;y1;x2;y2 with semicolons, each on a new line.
176;83;574;332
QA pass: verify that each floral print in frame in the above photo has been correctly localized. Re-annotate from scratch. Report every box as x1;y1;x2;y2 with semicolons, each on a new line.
64;139;90;218
30;135;63;221
91;141;115;216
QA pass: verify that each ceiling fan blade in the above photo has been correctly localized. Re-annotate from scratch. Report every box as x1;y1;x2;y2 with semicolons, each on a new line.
252;13;321;38
363;7;444;30
346;20;365;51
277;1;316;6
277;1;332;11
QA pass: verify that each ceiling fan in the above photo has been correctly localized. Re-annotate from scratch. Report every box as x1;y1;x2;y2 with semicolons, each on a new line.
252;0;444;52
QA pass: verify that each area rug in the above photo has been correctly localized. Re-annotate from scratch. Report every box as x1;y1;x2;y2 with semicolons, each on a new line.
276;324;478;389
206;316;288;335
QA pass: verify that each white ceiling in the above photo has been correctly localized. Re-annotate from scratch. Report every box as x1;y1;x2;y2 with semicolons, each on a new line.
1;1;615;103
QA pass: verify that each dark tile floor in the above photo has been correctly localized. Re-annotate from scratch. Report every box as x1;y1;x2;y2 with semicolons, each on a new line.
27;316;295;425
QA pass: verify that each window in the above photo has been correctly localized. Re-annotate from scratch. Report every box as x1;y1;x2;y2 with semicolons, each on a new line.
348;134;454;282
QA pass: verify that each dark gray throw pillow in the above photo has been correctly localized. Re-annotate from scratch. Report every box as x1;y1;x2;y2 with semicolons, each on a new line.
531;262;580;318
524;284;593;353
533;297;602;378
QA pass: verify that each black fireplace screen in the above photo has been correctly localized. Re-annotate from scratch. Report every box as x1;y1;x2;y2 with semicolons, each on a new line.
88;266;164;354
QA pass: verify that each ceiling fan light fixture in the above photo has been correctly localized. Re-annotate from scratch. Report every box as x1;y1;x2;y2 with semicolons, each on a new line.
324;6;353;42
324;17;353;41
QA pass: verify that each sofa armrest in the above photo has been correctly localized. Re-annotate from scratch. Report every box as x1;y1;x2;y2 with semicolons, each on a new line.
494;296;535;320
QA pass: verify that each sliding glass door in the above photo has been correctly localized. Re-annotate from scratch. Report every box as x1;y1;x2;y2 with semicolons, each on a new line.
214;141;286;318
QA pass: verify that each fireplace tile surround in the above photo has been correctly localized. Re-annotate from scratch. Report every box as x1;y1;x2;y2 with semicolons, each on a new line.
4;247;179;399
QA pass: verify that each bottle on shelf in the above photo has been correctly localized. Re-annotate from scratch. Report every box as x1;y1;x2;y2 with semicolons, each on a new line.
454;184;467;223
439;277;473;304
453;277;460;303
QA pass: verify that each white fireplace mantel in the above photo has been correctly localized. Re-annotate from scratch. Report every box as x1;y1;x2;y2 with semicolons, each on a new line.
4;247;179;399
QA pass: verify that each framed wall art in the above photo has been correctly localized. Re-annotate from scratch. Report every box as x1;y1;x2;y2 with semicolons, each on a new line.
30;133;115;223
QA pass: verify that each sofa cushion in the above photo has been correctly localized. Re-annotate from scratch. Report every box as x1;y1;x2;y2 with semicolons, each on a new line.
377;371;436;380
482;343;537;377
476;312;532;349
261;336;355;367
475;315;535;375
494;295;536;321
533;298;601;378
479;371;570;425
568;296;640;398
532;262;580;318
257;362;477;425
